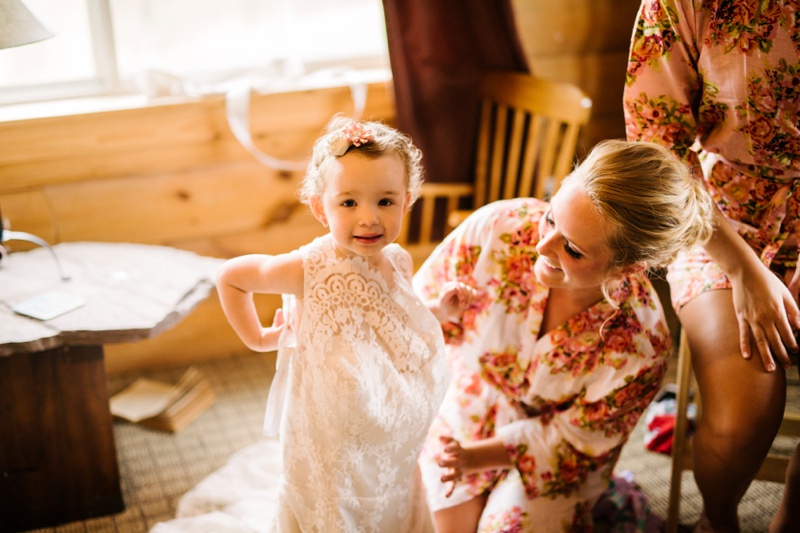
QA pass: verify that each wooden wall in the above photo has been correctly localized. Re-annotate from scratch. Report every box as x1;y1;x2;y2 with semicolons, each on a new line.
0;82;395;373
512;0;642;154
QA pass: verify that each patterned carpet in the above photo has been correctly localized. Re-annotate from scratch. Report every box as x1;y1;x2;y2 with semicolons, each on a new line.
21;352;797;533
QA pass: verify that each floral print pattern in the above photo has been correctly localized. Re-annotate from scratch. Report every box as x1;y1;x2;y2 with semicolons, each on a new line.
624;0;800;309
478;506;529;533
415;199;672;531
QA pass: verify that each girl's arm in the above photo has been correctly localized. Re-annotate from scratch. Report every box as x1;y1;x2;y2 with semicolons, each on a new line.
215;251;304;352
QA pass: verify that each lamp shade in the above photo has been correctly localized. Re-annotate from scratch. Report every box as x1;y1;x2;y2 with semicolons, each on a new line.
0;0;54;49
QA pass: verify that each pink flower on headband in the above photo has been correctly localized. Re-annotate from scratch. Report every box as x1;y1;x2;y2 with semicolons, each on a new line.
329;121;375;156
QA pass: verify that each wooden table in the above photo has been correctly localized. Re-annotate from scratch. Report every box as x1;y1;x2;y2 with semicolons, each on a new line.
0;242;222;532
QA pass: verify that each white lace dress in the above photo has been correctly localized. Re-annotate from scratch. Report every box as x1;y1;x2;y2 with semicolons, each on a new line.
265;234;449;532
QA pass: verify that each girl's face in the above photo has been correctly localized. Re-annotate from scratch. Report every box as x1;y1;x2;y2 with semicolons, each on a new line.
534;179;622;292
311;152;410;260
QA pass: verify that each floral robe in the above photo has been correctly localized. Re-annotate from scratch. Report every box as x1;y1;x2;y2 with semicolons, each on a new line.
624;0;800;309
414;199;672;532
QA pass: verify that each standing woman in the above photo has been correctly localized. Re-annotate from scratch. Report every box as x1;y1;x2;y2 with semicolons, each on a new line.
624;1;800;530
415;140;716;531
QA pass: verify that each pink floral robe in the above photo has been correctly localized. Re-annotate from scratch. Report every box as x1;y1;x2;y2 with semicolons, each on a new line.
414;199;672;532
624;0;800;309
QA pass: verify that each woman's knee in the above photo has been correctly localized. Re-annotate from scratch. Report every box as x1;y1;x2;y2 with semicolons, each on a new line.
694;373;784;460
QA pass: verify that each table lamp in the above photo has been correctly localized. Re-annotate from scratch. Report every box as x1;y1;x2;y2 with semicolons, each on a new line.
0;0;54;48
0;1;63;278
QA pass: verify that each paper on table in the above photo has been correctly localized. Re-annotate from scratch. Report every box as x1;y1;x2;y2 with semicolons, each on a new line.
12;290;85;321
110;378;177;422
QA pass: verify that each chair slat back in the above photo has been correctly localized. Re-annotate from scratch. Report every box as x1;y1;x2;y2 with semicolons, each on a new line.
473;71;592;206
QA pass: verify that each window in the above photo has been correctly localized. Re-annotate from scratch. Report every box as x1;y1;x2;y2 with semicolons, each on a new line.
0;0;390;107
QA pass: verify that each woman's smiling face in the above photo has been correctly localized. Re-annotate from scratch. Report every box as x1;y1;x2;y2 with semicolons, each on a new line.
533;179;621;291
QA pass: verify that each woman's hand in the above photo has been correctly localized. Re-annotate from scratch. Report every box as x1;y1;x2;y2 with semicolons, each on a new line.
730;261;799;371
704;209;800;371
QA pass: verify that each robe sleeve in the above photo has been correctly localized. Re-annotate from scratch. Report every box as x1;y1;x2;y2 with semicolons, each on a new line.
623;0;703;176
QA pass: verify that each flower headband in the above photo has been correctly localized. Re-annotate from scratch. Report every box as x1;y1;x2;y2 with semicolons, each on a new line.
328;121;375;157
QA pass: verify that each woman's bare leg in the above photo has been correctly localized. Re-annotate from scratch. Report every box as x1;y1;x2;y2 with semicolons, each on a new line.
432;494;487;533
680;290;787;532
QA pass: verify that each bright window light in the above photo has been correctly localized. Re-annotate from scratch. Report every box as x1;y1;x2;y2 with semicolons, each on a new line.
0;0;389;106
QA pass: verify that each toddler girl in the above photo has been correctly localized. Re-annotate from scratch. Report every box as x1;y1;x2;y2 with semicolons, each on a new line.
216;116;470;532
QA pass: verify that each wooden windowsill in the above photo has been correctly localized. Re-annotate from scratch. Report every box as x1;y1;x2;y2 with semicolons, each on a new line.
0;67;392;124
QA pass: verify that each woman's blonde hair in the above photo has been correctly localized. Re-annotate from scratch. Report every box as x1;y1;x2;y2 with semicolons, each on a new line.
565;139;716;271
299;115;424;206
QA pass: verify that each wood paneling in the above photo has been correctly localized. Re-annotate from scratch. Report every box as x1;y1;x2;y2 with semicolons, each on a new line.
41;162;300;244
1;190;57;245
512;0;641;150
0;83;393;193
512;0;639;56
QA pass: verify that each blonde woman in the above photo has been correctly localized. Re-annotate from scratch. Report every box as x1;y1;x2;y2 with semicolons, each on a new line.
416;140;716;532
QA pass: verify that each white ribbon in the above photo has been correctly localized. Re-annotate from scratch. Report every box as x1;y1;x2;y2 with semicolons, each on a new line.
263;294;297;437
225;68;368;172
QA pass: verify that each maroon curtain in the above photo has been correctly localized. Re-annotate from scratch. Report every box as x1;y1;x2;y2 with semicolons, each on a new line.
382;0;529;184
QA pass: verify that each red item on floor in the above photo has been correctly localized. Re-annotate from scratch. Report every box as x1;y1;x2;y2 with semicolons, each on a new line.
643;387;696;455
645;413;677;454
